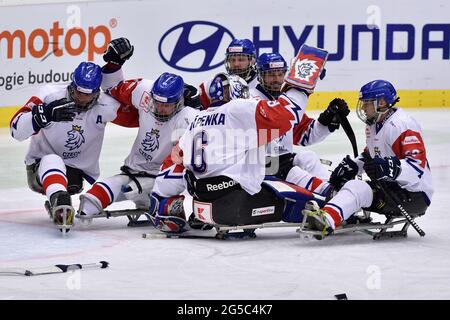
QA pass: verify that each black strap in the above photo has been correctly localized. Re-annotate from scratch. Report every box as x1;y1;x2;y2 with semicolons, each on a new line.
120;166;156;194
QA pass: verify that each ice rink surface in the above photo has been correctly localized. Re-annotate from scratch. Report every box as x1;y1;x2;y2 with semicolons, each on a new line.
1;109;449;300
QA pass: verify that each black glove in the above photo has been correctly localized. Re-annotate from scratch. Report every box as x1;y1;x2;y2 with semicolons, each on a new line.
31;98;76;129
329;155;359;189
317;98;350;132
183;84;202;109
363;156;401;182
103;37;134;66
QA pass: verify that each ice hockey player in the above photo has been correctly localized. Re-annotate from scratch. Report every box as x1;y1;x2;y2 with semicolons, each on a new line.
199;38;258;109
252;52;348;196
78;38;199;218
9;61;126;233
148;71;250;231
148;46;350;233
302;80;434;239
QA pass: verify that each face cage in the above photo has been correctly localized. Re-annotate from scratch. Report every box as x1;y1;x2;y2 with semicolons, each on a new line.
149;98;183;122
356;98;390;125
257;69;287;98
225;54;255;81
68;86;100;112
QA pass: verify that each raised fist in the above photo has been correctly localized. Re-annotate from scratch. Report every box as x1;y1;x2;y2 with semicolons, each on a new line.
103;37;134;66
318;98;350;132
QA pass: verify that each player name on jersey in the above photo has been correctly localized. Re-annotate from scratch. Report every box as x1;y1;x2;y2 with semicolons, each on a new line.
189;113;226;130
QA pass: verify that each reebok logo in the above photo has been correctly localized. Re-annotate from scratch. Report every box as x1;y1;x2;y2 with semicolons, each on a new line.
206;180;236;191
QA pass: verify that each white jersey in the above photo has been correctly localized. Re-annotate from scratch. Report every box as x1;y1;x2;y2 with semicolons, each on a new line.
10;84;121;181
246;75;258;90
102;70;199;175
250;84;331;157
357;107;433;203
179;89;305;194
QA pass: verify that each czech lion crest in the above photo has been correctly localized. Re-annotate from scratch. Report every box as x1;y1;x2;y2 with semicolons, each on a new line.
65;125;85;151
296;58;319;81
141;128;160;152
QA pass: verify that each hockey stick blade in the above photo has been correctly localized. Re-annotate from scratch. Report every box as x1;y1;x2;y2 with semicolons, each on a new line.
0;261;109;276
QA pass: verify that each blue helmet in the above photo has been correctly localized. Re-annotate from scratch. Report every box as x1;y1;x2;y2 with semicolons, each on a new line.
226;39;256;57
359;80;397;105
256;53;288;98
150;72;184;122
357;80;399;125
69;62;102;111
225;39;257;81
72;62;102;94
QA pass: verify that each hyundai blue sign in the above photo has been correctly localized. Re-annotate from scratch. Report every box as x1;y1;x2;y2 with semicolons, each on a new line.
158;21;234;72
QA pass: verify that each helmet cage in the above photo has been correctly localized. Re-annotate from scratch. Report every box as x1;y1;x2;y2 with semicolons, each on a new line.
68;85;100;112
148;94;184;122
225;53;256;81
257;68;287;98
356;97;392;125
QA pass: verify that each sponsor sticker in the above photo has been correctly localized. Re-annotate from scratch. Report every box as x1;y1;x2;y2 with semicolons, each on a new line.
252;206;275;217
402;135;420;145
193;200;214;224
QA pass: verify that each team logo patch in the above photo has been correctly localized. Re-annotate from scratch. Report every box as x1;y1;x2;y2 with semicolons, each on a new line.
374;146;381;157
141;128;160;152
251;206;275;217
65;125;85;151
295;58;320;81
139;91;151;112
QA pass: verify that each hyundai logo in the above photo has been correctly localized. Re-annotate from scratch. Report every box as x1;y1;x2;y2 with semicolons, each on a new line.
159;21;234;72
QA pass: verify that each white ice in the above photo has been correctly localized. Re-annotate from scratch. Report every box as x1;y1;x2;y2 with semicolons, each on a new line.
1;109;450;300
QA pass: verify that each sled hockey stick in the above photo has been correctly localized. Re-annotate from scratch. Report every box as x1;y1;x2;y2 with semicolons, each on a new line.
336;110;358;159
335;109;365;185
0;261;109;276
361;152;425;237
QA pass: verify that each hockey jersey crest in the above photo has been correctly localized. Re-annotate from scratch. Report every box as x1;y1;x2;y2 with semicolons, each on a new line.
64;125;86;151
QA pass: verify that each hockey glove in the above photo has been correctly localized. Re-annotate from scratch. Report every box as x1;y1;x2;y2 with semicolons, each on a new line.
183;84;202;109
363;156;401;182
103;37;134;66
329;155;359;189
32;98;77;129
318;98;350;132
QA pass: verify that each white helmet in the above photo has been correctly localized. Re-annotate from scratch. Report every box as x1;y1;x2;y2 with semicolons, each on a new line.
208;72;250;104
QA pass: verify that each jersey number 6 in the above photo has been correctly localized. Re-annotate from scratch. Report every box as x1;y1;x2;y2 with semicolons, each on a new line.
191;130;208;173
